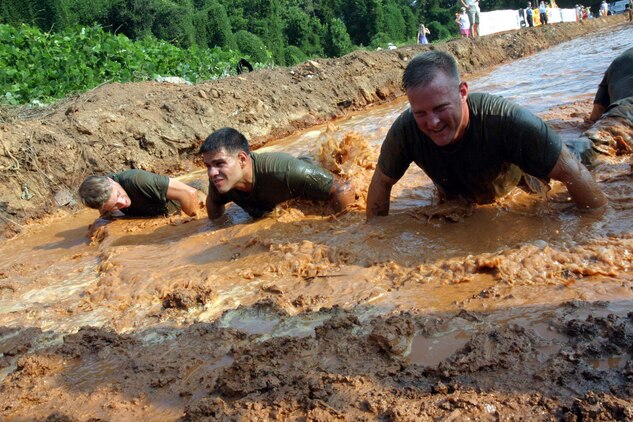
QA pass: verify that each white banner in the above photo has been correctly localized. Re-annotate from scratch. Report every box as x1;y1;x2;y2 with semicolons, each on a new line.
478;8;578;36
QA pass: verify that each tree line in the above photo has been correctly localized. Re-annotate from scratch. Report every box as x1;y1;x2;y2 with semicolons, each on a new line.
0;0;580;67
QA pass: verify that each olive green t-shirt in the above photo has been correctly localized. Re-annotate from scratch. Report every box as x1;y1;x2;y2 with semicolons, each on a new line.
378;93;562;204
594;47;633;108
110;169;179;217
211;152;334;218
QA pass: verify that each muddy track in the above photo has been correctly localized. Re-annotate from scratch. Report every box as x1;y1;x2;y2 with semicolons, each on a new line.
0;16;627;237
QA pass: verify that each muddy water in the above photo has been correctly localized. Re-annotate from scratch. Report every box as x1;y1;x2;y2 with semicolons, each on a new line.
1;26;633;419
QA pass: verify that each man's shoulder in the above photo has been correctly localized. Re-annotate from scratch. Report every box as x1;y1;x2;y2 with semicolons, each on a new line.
114;169;168;190
468;92;520;116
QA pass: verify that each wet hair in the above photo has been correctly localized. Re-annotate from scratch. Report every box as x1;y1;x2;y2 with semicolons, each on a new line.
78;175;112;209
199;127;250;155
402;51;460;91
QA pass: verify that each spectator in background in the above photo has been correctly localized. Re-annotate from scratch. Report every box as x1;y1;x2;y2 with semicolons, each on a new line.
460;0;480;38
599;0;608;16
583;6;590;19
526;2;535;27
417;24;431;44
627;0;633;22
539;1;548;24
456;9;471;38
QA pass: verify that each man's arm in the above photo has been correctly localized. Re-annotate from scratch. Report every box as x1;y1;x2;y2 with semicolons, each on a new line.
166;178;203;217
588;103;606;123
328;175;355;212
547;145;607;210
366;167;399;219
205;183;226;220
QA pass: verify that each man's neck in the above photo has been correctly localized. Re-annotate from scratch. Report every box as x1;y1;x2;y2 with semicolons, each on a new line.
234;154;254;193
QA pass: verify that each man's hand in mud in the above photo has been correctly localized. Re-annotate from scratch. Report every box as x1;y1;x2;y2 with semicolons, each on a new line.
88;217;111;242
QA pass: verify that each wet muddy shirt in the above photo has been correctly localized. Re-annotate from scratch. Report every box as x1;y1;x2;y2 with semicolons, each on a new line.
594;47;633;108
378;93;562;204
212;152;334;218
110;170;179;217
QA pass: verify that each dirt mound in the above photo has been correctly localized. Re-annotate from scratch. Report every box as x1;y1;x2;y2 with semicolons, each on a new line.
0;16;627;237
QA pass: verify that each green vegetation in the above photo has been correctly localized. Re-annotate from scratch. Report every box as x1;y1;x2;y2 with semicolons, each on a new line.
0;24;243;105
3;0;578;105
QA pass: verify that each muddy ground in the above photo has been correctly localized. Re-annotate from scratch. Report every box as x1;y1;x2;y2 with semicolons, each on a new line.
1;15;633;422
0;15;627;237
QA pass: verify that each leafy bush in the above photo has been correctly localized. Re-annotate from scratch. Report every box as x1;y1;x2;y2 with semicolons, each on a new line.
234;29;271;64
427;20;452;41
324;18;352;57
284;45;307;65
0;24;243;105
369;31;391;49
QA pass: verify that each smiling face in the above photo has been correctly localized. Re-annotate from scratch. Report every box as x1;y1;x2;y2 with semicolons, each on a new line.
406;71;470;148
203;147;249;193
100;179;131;213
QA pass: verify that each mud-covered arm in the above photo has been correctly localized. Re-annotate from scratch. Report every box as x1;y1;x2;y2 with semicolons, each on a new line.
205;183;226;220
590;71;610;122
588;103;606;123
547;145;607;210
166;178;203;217
329;175;355;212
366;167;399;219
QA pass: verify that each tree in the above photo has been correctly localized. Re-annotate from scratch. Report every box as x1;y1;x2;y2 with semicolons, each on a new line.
324;17;352;57
284;45;308;65
381;0;406;41
283;6;324;57
194;0;236;49
234;29;271;64
152;1;196;48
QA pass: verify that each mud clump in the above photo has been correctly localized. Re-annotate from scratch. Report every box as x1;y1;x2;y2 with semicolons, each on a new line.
161;286;216;310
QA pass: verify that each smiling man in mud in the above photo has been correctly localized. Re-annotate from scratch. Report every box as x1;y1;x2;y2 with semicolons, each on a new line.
200;127;355;220
78;170;206;230
366;51;607;218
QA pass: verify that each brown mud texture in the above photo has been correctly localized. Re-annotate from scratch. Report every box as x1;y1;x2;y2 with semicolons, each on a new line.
0;15;627;237
1;16;633;421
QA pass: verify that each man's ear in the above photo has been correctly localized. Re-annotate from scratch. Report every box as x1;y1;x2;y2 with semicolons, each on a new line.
459;81;469;102
237;151;248;168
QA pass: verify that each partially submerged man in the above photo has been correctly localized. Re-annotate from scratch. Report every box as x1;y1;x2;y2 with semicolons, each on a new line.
79;170;205;224
366;51;606;218
581;46;633;161
200;127;355;220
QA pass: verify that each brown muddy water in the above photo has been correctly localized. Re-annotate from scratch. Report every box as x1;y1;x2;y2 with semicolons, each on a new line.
1;26;633;420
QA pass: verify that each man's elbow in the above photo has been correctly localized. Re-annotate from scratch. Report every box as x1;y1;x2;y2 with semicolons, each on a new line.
330;179;355;212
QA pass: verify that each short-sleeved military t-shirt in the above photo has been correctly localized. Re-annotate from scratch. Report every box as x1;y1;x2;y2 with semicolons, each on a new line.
211;152;334;218
378;92;562;204
110;170;179;217
594;47;633;108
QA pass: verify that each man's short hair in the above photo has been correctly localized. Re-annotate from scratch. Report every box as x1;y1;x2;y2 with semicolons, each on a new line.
78;176;112;209
402;51;461;91
199;127;250;155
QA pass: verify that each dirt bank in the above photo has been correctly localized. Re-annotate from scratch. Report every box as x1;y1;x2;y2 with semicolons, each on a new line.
0;16;627;237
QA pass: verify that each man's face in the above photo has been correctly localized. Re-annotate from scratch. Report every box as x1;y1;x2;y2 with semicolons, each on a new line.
100;179;131;213
406;72;469;148
203;148;247;193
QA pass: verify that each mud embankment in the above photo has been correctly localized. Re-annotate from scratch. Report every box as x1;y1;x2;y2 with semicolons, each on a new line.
0;15;627;236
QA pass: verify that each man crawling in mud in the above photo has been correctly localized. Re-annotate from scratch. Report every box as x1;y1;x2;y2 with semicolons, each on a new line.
580;46;633;162
200;127;355;219
366;50;607;218
78;170;206;230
